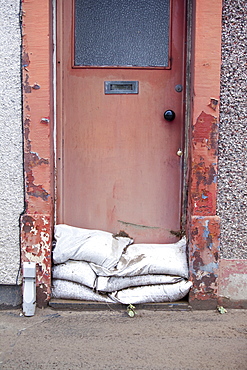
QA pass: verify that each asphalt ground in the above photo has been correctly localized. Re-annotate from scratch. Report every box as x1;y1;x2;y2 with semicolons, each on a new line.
0;307;247;369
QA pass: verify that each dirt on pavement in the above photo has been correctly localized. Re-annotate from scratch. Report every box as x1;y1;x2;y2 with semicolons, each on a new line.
0;307;247;369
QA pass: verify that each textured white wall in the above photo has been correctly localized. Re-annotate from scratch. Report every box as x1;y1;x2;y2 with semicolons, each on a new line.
0;0;24;284
218;1;247;259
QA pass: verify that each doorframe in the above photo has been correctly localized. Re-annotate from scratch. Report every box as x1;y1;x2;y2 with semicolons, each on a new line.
21;0;222;309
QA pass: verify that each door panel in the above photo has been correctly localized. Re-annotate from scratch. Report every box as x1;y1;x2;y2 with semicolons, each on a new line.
57;0;186;243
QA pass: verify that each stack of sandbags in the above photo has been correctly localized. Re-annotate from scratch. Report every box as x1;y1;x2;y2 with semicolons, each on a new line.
52;224;192;304
52;224;133;302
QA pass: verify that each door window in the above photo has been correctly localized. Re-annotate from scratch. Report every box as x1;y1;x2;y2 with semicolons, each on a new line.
74;0;170;67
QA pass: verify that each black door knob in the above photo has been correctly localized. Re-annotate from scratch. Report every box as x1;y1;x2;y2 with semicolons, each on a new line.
164;110;176;121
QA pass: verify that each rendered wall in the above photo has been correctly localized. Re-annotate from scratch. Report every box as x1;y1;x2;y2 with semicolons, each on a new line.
218;0;247;259
0;0;24;285
217;0;247;307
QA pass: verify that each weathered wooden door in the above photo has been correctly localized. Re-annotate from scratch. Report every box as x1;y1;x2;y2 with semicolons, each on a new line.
56;0;186;243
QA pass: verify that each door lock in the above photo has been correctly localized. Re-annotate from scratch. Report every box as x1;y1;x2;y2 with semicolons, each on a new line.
176;148;183;157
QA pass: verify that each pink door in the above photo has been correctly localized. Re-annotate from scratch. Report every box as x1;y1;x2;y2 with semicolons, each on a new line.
57;0;186;243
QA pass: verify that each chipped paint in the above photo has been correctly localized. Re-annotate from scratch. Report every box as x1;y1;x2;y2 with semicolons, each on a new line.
26;175;49;201
32;83;41;90
192;112;218;151
22;51;30;68
188;48;221;307
25;151;49;169
190;111;219;216
21;0;53;307
188;49;221;308
200;262;218;273
21;214;52;307
40;117;50;124
189;216;220;308
208;98;218;111
23;72;31;93
23;108;50;202
187;6;222;314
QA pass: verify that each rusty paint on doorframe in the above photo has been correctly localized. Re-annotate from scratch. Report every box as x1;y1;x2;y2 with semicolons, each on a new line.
189;216;220;307
21;214;52;307
21;0;53;308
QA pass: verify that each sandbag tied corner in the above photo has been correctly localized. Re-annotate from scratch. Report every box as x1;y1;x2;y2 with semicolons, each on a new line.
52;225;192;304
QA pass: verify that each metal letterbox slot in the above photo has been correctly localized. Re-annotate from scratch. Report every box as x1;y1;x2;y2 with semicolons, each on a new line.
104;81;139;94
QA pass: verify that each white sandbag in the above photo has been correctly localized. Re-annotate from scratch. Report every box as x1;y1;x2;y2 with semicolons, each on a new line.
52;279;114;303
91;237;188;278
96;275;183;292
109;280;192;304
53;224;133;268
52;260;96;289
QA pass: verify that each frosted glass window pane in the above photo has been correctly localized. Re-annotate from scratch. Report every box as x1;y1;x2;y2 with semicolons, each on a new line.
74;0;170;67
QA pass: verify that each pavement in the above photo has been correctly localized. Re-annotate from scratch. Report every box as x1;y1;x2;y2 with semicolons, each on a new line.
0;306;247;369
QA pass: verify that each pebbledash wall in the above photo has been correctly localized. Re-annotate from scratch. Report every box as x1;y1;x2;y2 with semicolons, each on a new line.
217;0;247;305
0;0;24;289
0;0;246;308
